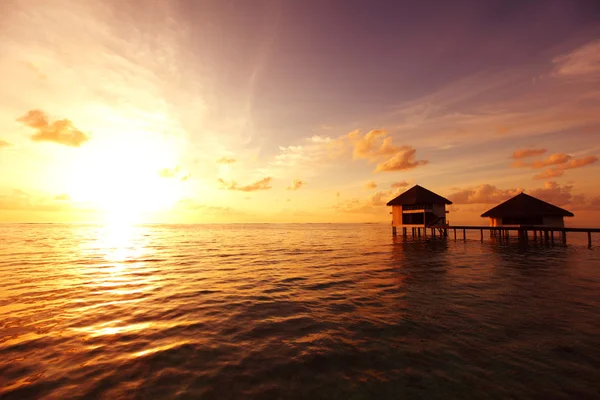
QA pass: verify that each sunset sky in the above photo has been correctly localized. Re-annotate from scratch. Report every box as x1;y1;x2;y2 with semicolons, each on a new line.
1;0;599;225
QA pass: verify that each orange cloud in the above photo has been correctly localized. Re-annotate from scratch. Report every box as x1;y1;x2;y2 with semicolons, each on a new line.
17;109;89;147
0;139;11;148
391;180;410;188
216;157;236;164
54;194;70;201
511;148;546;159
563;155;598;169
528;181;573;206
529;153;572;168
365;180;377;190
218;177;273;192
448;184;523;204
532;155;598;180
375;147;428;172
287;179;305;190
347;129;400;160
450;181;597;210
533;168;564;180
335;188;401;213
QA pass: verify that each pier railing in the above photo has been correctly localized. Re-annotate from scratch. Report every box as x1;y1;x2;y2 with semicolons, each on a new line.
394;225;598;248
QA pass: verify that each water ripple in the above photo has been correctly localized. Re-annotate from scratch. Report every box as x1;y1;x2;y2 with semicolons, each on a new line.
0;223;599;399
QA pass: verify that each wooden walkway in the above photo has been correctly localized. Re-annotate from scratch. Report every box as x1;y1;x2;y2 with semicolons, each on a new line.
395;225;599;248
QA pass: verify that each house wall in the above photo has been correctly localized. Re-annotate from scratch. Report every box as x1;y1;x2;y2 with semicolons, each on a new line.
542;216;565;227
489;216;565;227
391;204;447;227
489;218;500;227
432;204;447;224
392;206;403;227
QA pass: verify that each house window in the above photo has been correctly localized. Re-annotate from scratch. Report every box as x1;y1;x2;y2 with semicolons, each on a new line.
402;213;424;225
402;204;431;211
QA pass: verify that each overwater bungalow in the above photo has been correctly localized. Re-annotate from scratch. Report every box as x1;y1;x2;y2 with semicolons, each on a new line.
481;192;574;227
387;185;452;234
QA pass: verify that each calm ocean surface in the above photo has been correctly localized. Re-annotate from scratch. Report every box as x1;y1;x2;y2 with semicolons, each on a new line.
1;223;599;399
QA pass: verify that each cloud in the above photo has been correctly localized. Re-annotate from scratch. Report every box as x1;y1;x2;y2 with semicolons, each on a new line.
369;189;398;206
529;153;572;169
448;184;523;204
158;166;181;178
528;181;573;206
375;147;428;172
158;166;191;181
177;199;248;216
448;181;598;211
17;109;90;147
511;151;598;179
0;139;11;148
218;176;273;192
287;179;305;190
22;61;47;81
216;157;236;164
511;148;547;159
54;194;70;201
553;40;600;77
531;155;598;180
365;180;377;190
562;155;599;169
533;168;565;180
0;189;73;211
391;180;410;188
347;129;400;160
335;188;401;213
333;129;428;172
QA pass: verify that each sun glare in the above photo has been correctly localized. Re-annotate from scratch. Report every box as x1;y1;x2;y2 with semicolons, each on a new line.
65;126;184;223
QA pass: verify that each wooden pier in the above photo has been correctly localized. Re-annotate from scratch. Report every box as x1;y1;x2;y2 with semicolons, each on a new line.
395;225;599;248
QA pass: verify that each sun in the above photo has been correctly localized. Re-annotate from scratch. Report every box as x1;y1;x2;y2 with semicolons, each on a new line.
65;128;184;223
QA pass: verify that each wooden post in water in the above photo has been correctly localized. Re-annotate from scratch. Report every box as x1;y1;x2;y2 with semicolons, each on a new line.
533;230;537;242
392;226;396;236
480;229;483;242
550;231;554;246
453;229;456;240
432;228;436;238
418;228;421;238
588;232;592;248
544;230;549;244
463;229;466;241
562;231;567;245
403;227;407;237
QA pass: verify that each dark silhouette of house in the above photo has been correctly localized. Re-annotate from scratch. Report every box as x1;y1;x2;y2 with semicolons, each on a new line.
481;192;574;227
387;185;452;228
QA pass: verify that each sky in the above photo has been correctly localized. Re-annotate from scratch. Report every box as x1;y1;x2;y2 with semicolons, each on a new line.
1;0;599;225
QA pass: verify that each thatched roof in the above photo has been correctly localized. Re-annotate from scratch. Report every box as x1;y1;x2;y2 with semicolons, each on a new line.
481;193;574;218
386;185;452;206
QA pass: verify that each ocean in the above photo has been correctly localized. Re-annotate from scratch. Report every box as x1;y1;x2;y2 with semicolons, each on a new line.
1;223;599;399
